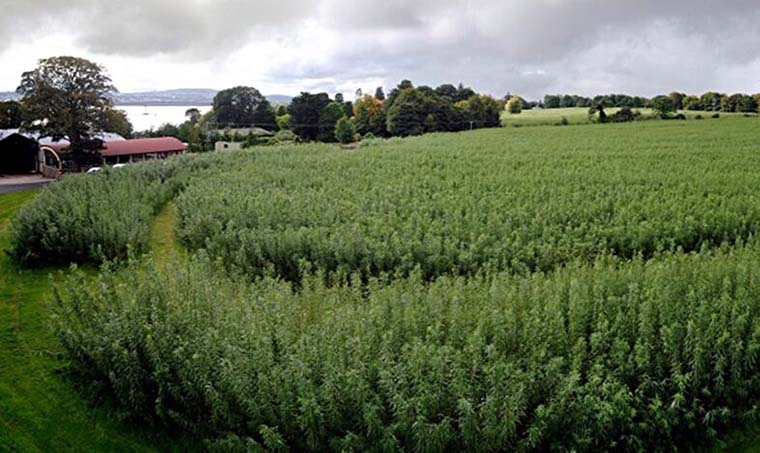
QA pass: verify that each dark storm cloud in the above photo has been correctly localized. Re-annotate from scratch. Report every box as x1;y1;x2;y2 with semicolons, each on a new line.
3;0;760;97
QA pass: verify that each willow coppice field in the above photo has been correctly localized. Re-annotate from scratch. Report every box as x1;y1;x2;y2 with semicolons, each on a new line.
12;117;760;451
177;119;760;281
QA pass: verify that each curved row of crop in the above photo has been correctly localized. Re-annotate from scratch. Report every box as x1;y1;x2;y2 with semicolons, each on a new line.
51;244;760;451
8;156;210;266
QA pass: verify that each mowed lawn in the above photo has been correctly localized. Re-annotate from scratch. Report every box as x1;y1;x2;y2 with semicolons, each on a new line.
0;189;195;452
501;107;756;127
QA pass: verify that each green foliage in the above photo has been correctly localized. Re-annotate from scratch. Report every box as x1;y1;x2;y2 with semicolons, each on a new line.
652;95;676;118
51;245;760;450
457;95;502;127
608;107;638;123
0;99;23;128
352;95;386;136
386;88;462;136
669;92;686;110
271;129;297;145
683;95;703;111
289;92;332;141
9;160;193;265
212;86;273;128
276;113;292;131
176;120;760;282
701;92;725;112
506;96;523;114
17;118;760;451
0;190;195;452
334;117;355;144
318;102;346;143
544;94;561;109
17;56;122;167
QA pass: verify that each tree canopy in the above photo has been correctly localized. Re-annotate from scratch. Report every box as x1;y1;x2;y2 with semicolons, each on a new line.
213;86;274;129
0;100;23;129
289;92;331;141
17;56;117;146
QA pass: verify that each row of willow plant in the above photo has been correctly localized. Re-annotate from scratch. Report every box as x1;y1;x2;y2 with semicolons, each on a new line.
51;242;760;451
8;156;211;266
175;125;760;283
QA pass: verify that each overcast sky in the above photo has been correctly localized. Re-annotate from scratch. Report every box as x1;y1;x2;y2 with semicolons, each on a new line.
1;0;760;99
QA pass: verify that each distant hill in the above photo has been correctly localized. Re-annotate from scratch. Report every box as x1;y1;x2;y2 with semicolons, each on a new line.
0;89;293;106
267;94;293;105
0;92;19;101
113;88;217;106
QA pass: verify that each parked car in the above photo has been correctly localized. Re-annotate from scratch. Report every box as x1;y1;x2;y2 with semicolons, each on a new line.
86;167;102;174
113;164;127;169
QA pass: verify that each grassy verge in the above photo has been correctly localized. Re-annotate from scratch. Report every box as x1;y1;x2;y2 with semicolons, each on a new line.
0;189;195;452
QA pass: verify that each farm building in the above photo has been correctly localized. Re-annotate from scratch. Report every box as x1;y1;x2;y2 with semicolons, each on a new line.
215;141;244;151
212;127;274;150
100;137;187;164
0;131;39;174
0;129;186;175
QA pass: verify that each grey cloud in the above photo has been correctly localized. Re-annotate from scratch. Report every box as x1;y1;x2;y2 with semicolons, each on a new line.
3;0;760;97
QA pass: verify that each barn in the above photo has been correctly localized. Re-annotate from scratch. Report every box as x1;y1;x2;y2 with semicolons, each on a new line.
100;137;187;164
0;131;39;174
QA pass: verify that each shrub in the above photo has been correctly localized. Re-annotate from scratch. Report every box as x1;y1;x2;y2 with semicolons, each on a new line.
334;117;356;144
9;161;188;265
609;107;636;123
560;116;569;126
505;96;522;114
52;246;760;450
271;129;297;144
652;95;677;119
713;113;721;119
695;115;704;120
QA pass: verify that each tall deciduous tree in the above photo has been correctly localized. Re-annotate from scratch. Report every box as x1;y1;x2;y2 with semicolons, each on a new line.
289;92;331;141
652;95;676;118
318;102;346;142
18;56;117;166
213;86;273;128
353;95;386;136
102;109;133;138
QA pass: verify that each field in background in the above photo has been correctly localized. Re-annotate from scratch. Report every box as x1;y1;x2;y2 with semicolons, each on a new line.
501;107;755;127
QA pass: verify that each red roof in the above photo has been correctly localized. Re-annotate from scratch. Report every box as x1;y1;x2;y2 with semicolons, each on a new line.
102;137;186;157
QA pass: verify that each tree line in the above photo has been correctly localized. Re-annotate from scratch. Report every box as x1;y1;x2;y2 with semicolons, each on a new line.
7;55;760;158
539;92;760;113
145;80;504;149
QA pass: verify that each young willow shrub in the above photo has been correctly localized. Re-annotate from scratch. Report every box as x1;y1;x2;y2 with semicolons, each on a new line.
176;121;760;282
9;161;187;266
52;245;760;451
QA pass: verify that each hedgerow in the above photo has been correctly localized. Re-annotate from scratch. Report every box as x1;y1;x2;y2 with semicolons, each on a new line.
51;245;760;451
8;158;201;265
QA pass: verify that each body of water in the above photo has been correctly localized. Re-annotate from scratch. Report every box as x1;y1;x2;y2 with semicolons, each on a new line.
118;105;212;133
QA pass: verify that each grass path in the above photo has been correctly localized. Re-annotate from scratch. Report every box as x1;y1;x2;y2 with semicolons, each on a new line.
0;190;194;452
149;201;186;266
